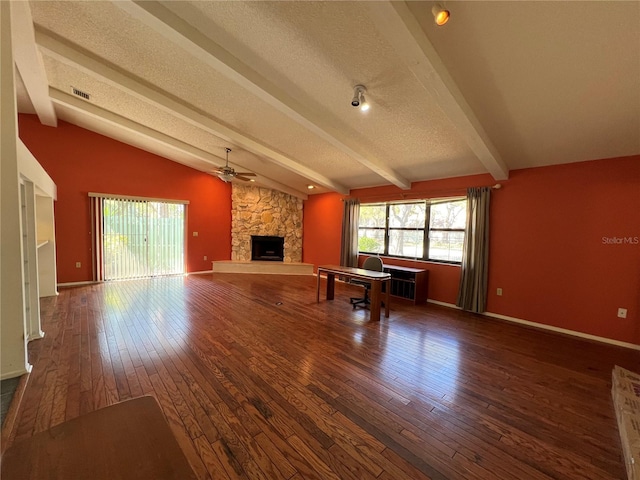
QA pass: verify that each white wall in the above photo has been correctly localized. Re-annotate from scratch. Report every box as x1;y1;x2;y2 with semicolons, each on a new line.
36;194;57;298
0;3;57;380
1;1;30;379
18;141;56;199
18;140;58;299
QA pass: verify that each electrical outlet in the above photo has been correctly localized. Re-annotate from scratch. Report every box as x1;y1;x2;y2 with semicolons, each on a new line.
204;255;207;261
617;308;627;319
75;262;81;268
497;288;503;296
192;231;198;237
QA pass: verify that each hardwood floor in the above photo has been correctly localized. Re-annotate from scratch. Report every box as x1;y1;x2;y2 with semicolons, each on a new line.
9;274;639;479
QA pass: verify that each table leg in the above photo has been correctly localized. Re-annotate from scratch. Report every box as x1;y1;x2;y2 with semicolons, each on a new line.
326;273;335;300
370;280;382;321
384;279;390;318
316;271;321;303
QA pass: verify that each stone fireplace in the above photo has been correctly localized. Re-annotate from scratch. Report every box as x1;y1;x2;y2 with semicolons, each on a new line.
231;185;303;262
251;235;284;261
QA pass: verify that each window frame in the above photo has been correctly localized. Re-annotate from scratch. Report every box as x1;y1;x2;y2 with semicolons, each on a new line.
357;198;466;264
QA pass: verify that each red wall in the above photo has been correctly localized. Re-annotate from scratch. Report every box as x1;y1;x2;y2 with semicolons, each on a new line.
19;115;231;283
486;157;639;345
302;192;344;269
303;158;640;346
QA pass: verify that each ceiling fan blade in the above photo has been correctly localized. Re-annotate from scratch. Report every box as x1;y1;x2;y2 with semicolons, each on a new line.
234;172;256;177
235;175;253;182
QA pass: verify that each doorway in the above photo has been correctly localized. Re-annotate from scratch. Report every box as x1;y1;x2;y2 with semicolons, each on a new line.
92;195;186;281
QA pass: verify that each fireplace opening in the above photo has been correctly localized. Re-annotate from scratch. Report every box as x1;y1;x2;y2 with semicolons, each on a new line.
251;235;284;262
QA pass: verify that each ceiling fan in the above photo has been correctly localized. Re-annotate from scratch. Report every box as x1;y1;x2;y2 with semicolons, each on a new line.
213;148;257;182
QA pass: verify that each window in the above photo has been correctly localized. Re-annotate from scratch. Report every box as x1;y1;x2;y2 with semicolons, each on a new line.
358;199;466;263
428;200;466;262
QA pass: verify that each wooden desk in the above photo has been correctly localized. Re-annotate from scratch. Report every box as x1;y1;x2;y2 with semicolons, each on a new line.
0;396;197;480
316;265;391;321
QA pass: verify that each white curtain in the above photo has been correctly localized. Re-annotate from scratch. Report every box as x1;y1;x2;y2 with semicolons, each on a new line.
340;199;360;267
456;187;491;313
90;193;187;281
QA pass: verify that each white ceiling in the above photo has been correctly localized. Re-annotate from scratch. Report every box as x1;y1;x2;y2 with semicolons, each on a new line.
13;1;640;199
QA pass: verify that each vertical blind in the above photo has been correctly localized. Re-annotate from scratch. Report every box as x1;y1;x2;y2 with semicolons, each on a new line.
90;193;187;281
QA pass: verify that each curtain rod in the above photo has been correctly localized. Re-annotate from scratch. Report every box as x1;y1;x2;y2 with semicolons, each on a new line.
89;192;190;204
344;183;502;202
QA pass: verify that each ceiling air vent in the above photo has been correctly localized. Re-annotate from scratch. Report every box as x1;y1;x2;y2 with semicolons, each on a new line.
72;87;90;100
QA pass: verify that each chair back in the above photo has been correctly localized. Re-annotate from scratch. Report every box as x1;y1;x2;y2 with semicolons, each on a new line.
362;256;383;272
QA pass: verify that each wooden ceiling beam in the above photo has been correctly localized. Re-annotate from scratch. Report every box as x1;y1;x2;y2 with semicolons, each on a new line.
10;1;57;127
365;1;509;181
49;87;308;200
113;0;411;190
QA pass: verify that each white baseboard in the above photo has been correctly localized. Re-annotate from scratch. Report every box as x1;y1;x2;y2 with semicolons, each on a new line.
188;270;213;275
426;299;640;351
427;299;461;309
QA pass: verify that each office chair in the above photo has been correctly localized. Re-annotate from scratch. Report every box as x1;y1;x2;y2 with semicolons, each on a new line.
350;256;384;309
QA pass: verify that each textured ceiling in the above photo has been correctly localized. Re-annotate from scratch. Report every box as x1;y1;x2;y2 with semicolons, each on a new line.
410;1;640;170
13;1;640;198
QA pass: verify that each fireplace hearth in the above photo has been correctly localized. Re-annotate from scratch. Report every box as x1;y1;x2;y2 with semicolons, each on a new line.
251;236;284;261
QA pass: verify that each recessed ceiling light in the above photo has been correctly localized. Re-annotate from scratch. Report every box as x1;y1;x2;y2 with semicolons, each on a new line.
307;185;315;190
249;179;256;182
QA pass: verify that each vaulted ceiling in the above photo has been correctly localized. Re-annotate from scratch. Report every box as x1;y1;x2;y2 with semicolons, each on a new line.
13;1;640;199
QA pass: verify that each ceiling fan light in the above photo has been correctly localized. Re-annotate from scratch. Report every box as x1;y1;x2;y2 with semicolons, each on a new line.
217;147;235;182
432;4;450;26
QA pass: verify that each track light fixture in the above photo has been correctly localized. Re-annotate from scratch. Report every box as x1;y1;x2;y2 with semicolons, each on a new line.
351;85;369;112
432;3;450;26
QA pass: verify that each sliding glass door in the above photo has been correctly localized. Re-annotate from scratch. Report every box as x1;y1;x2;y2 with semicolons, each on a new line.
92;195;186;281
